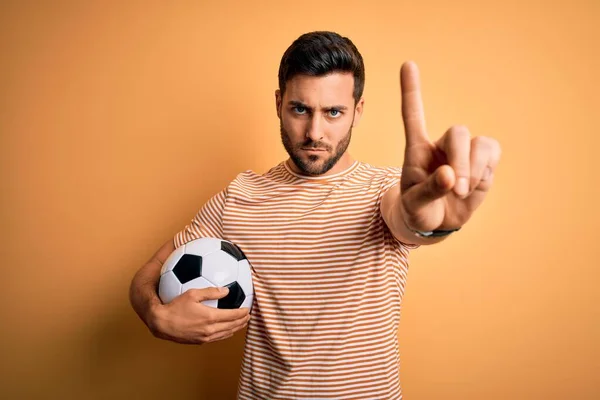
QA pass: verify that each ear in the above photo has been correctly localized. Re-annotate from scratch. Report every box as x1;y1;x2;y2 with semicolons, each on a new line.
352;97;365;127
275;89;282;119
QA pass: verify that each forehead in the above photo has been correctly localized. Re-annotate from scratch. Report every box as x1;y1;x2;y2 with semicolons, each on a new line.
284;72;355;105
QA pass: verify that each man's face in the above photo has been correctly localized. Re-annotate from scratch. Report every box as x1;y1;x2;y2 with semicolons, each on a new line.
276;72;364;176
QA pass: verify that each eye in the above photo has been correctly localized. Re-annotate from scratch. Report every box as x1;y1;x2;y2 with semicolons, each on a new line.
328;109;341;118
293;106;307;114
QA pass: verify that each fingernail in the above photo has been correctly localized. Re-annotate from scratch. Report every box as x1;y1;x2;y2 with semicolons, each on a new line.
455;177;469;197
219;287;229;294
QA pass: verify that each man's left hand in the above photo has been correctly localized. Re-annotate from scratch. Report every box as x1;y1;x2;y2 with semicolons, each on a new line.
398;61;502;233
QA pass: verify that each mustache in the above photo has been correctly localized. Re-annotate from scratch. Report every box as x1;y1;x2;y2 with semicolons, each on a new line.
298;139;332;151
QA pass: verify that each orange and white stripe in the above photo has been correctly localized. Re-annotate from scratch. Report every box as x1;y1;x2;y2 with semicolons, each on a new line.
175;160;417;399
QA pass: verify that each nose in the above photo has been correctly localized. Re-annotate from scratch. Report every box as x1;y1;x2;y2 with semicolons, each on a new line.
305;115;324;142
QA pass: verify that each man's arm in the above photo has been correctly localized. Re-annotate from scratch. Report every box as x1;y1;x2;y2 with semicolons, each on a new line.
380;182;449;246
129;240;176;334
129;239;250;344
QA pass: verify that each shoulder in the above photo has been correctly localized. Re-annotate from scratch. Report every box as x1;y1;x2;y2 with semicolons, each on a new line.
226;162;288;191
347;162;404;201
353;162;404;182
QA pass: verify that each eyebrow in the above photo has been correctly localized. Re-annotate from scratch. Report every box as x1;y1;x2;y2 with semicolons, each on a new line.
288;100;349;111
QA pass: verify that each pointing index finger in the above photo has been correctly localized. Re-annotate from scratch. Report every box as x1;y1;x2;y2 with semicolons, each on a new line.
400;61;429;145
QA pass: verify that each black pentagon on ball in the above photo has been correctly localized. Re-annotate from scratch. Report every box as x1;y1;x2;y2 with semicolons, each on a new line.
172;254;203;284
221;241;247;261
217;281;246;309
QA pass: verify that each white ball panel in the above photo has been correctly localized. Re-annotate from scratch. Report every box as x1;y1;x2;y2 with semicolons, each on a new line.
201;251;239;287
180;276;217;308
236;259;254;297
240;294;254;310
158;271;182;304
180;275;215;293
184;237;222;256
161;244;186;275
202;299;218;308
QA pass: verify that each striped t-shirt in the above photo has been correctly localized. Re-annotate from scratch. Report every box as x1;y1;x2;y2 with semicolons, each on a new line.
174;160;418;400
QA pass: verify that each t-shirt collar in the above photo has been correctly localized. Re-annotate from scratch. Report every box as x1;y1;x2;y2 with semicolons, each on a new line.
283;159;360;180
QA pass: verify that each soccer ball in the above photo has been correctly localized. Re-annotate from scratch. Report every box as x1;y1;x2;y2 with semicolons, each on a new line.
158;237;254;310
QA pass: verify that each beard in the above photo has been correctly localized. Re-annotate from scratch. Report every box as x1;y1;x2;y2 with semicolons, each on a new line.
280;120;353;176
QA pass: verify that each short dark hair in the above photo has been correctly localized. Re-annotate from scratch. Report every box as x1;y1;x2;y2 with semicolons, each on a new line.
278;31;365;103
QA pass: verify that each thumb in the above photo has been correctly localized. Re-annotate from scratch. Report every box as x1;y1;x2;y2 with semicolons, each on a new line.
405;164;454;206
188;286;229;302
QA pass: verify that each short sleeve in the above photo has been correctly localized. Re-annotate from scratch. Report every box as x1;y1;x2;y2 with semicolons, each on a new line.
173;188;227;248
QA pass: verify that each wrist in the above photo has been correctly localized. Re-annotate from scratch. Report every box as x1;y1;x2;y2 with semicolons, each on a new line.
400;205;461;239
406;224;461;238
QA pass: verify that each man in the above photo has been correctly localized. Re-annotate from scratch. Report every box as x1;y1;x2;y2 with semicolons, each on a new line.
129;31;501;399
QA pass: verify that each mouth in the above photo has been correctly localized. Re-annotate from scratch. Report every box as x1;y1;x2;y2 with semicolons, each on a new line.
301;148;327;153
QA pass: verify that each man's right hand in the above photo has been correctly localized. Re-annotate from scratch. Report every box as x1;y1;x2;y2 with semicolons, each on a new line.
129;239;251;345
148;286;251;345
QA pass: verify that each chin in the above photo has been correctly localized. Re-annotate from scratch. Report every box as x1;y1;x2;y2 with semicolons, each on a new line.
297;156;333;176
306;154;322;163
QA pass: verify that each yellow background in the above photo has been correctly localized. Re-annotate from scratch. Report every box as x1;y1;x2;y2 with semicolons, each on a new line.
1;1;598;399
